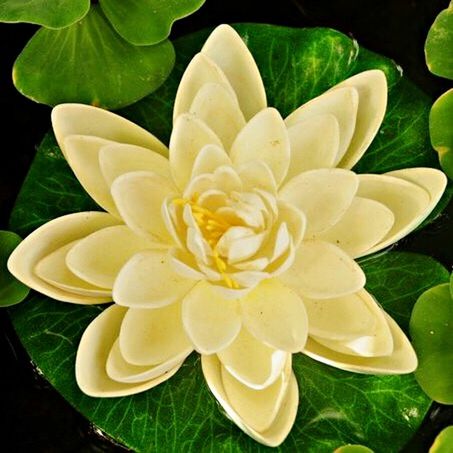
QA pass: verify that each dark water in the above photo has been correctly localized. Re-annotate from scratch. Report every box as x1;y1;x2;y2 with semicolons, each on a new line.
0;0;452;451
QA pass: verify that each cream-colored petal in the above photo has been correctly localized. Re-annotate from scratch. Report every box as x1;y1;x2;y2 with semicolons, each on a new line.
279;169;358;236
280;240;366;299
35;241;111;298
182;281;241;354
303;312;417;374
201;24;267;120
170;113;223;190
173;53;237;120
240;279;308;352
75;305;181;397
113;249;195;308
314;197;394;258
230;108;290;187
111;171;176;244
7;212;120;303
106;339;189;384
357;174;431;254
191;144;231;179
170;248;205;280
237;161;277;194
201;354;298;447
190;82;246;150
52;103;167;158
99;143;171;187
217;327;288;389
286;114;339;181
216;227;266;264
285;87;359;164
66;225;151;289
119;302;193;366
277;201;306;248
335;70;387;169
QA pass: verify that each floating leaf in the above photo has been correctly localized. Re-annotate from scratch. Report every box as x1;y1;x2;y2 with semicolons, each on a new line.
410;280;453;404
12;6;175;109
99;0;206;45
0;230;29;307
335;445;374;453
430;426;453;453
425;2;453;80
0;0;89;29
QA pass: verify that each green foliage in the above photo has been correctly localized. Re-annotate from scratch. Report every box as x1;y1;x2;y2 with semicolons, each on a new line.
430;426;453;453
335;445;374;453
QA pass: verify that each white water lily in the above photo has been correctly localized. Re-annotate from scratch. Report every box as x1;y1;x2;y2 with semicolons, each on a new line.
8;24;447;447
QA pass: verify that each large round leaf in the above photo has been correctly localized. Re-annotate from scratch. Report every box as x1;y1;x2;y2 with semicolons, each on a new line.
8;24;452;452
99;0;206;45
0;0;90;29
12;6;175;109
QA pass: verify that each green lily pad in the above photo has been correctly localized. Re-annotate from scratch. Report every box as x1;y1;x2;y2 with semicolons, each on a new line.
0;0;89;29
335;445;374;453
425;1;453;80
430;426;453;453
410;280;453;404
12;6;175;110
430;89;453;180
8;24;452;452
0;230;29;307
99;0;206;45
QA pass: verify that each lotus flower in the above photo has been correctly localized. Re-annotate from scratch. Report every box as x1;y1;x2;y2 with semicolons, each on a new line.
8;24;446;446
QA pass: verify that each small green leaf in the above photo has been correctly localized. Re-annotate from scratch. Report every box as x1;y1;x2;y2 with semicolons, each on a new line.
335;445;374;453
430;426;453;453
99;0;206;45
410;281;453;404
430;89;453;180
12;6;175;109
0;230;29;307
425;2;453;80
0;0;90;29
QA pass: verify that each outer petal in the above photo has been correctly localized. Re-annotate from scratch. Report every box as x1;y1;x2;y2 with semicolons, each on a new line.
201;24;267;120
217;327;288;389
280;240;366;299
111;171;177;244
170;113;223;190
279;169;358;236
303;313;418;374
240;279;308;352
202;354;298;447
75;305;182;397
66;225;152;289
230;108;290;187
113;249;196;308
119;302;193;366
182;281;241;354
314;197;394;258
7;212;120;303
52;104;167;158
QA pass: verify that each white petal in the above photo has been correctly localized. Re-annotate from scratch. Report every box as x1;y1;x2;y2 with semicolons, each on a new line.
170;113;223;190
230;108;290;187
170;248;205;280
190;82;246;150
201;354;298;447
303;312;417;374
285;87;359;164
217;327;288;389
201;24;267;120
173;53;237;120
334;70;387;169
52;104;167;158
357;174;431;254
191;143;231;179
277;201;306;248
7;212;120;303
75;305;181;397
106;339;189;384
66;225;151;289
111;171;177;244
113;249;195;308
240;279;308;352
286;114;339;181
216;227;266;264
314;197;394;258
279;168;358;236
280;240;366;299
119;302;193;366
237;161;277;194
182;281;241;354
